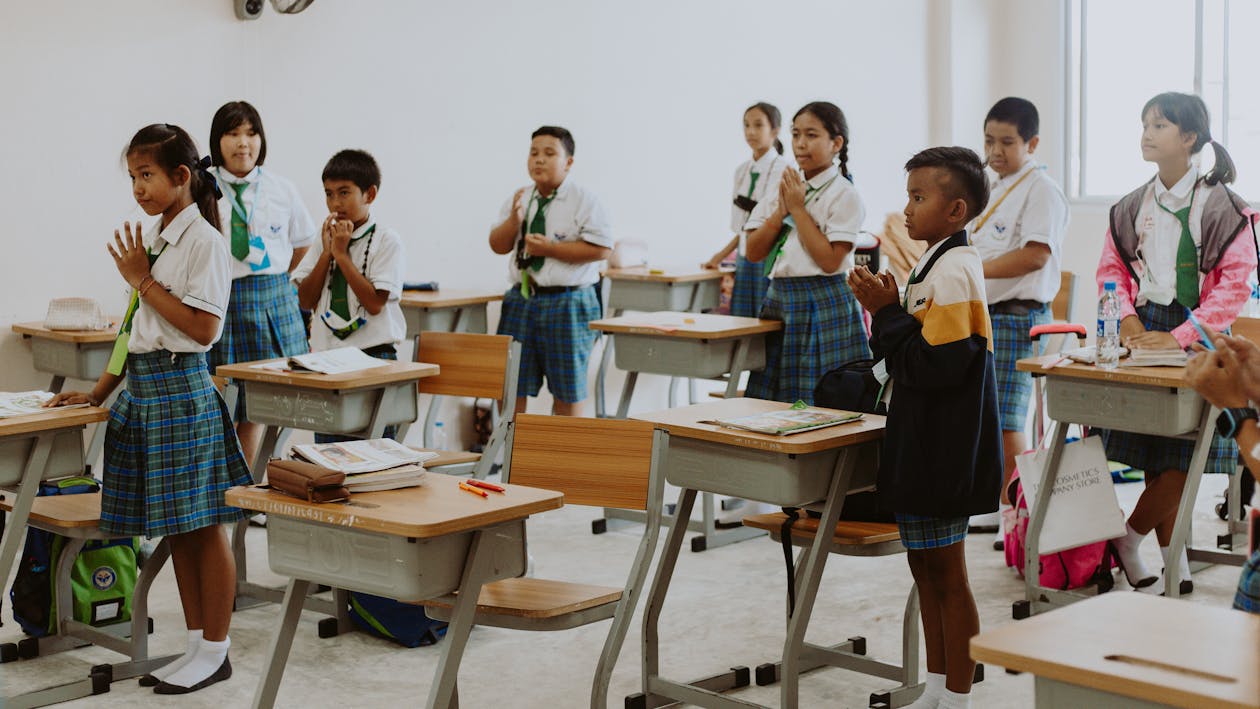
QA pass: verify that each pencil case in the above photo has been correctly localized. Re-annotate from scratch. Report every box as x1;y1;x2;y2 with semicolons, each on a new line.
403;281;439;291
266;459;349;503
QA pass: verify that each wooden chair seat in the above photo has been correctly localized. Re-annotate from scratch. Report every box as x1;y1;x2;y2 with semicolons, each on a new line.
411;448;482;468
707;389;746;399
0;491;109;537
742;512;902;554
421;577;623;619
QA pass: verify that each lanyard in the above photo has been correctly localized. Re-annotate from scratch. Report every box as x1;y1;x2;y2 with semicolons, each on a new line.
219;167;263;230
972;165;1039;233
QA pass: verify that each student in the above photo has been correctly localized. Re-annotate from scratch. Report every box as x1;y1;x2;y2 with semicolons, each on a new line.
488;126;612;416
1184;328;1260;613
293;149;406;442
1097;92;1257;594
744;102;870;404
849;146;1000;709
967;97;1069;546
704;102;793;318
47;124;249;694
206;101;316;467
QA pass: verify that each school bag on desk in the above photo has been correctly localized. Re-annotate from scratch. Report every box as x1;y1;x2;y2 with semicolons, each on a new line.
7;476;141;637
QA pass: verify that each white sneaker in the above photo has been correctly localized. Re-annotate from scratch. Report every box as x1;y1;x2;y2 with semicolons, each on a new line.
968;511;1000;532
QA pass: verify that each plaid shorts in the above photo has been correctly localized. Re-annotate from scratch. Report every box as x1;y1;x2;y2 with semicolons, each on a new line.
745;275;870;405
208;273;309;419
315;345;399;444
497;285;601;403
1099;301;1237;476
1235;549;1260;613
990;304;1051;432
894;513;969;550
730;254;770;318
102;351;252;538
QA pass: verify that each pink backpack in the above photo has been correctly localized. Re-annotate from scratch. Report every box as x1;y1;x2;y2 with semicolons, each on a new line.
1004;463;1116;591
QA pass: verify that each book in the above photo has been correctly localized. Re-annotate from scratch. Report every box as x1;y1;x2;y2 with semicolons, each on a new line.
711;408;863;435
1119;348;1188;368
1063;346;1129;364
252;347;391;375
344;464;427;493
0;391;88;419
292;438;438;475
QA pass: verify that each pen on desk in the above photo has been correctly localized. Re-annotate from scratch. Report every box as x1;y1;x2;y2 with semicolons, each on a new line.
1185;309;1216;351
1042;356;1071;370
467;480;505;493
459;481;488;498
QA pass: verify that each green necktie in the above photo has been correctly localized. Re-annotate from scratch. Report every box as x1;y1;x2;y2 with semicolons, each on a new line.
1155;183;1200;309
762;183;821;277
747;171;760;199
230;182;250;261
518;193;554;298
106;247;165;376
329;225;375;320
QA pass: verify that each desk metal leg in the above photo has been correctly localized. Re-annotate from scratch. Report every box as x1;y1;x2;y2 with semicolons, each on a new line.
252;578;312;709
48;375;66;394
595;308;624;418
427;529;497;709
616;370;639;420
0;433;54;596
1165;405;1217;598
84;388;120;477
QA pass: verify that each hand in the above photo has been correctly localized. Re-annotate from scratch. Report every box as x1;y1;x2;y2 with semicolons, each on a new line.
1210;327;1260;401
524;233;552;258
1185;345;1250;409
1119;315;1146;344
510;188;528;225
44;391;98;408
329;216;353;257
702;250;728;270
847;266;899;314
780;170;806;215
1126;330;1180;350
108;221;150;289
320;214;337;252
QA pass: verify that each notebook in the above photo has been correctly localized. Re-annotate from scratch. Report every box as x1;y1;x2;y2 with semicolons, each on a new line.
711;408;863;435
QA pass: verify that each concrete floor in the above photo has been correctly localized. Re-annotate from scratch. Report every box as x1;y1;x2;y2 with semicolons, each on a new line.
1;475;1249;708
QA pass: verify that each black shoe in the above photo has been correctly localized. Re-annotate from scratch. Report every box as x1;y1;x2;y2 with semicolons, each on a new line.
138;674;160;687
1108;541;1157;589
993;538;1005;552
154;657;232;695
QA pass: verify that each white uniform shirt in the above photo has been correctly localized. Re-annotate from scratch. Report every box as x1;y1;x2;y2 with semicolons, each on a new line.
1135;167;1204;306
968;161;1069;304
213;166;317;280
730;150;794;234
495;181;613;287
292;218;407;352
743;165;865;278
129;203;232;354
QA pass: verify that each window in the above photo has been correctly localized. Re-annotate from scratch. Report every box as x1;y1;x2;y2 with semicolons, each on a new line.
1067;0;1258;200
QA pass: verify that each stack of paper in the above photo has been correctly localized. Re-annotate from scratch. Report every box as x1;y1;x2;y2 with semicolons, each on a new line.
0;391;84;418
292;439;438;474
712;408;863;436
1120;348;1189;368
252;347;392;375
343;464;428;493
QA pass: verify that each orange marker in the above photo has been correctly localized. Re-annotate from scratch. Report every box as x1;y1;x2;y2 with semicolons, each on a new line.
459;481;488;498
467;480;505;493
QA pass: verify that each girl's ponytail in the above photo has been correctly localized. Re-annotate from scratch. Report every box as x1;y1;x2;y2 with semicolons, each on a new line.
837;142;852;182
774;138;784;155
190;156;223;231
1205;139;1237;186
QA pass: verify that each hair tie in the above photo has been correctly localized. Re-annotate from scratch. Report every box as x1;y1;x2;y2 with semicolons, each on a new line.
195;155;222;199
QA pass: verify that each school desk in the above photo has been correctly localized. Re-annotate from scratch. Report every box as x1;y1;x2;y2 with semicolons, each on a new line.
629;398;904;709
595;267;724;418
971;592;1259;708
12;320;121;476
1015;355;1243;616
214;358;439;628
225;475;564;709
398;289;503;447
587;313;782;551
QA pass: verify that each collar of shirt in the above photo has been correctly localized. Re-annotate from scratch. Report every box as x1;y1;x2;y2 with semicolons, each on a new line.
752;150;781;173
153;202;202;247
534;180;569;202
1153;165;1199;206
992;158;1038;189
912;236;950;275
214;165;260;186
804;164;840;190
349;217;376;241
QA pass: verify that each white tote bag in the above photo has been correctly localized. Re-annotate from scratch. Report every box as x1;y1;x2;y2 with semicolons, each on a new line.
1016;436;1126;554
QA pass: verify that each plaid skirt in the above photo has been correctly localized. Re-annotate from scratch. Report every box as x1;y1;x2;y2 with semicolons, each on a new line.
745;275;870;405
208;273;308;369
895;513;969;550
1099;301;1237;477
730;254;770;318
990;304;1051;432
1235;549;1260;612
102;351;251;537
497;285;601;403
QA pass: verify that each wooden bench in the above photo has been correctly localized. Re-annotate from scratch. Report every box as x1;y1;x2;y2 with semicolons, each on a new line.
743;513;904;556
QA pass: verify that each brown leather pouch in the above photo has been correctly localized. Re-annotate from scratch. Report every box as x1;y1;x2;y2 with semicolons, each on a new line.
266;459;350;503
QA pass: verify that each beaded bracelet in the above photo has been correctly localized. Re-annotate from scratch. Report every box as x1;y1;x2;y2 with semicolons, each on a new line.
138;275;158;298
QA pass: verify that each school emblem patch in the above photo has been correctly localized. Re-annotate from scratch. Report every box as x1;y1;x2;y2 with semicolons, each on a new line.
92;566;117;591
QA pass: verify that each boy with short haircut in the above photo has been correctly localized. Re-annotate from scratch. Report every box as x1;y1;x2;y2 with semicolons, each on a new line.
848;146;1002;709
968;97;1070;544
488;126;613;416
293;149;407;440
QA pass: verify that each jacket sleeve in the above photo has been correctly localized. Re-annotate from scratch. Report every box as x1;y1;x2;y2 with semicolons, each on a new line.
1096;229;1139;321
871;268;990;389
1172;212;1259;347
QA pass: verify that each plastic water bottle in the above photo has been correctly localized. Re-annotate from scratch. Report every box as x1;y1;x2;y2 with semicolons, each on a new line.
1096;281;1122;370
1245;279;1260;318
432;421;447;450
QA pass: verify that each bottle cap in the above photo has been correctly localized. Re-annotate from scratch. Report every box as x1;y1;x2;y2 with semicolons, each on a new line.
1103;281;1116;291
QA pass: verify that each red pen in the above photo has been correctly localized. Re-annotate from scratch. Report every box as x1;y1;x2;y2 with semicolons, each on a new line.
458;481;488;498
467;480;505;493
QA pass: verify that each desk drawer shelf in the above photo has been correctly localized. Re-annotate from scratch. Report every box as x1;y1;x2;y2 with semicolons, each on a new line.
609;279;720;313
30;339;113;381
0;430;86;487
243;381;418;434
404;307;488;338
1046;378;1200;436
614;336;765;379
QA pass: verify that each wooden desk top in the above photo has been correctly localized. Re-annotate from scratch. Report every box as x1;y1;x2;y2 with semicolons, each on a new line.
0;406;108;437
12;321;120;343
226;475;563;538
0;491;101;529
1017;354;1192;389
634;398;884;454
216;359;439;391
400;289;504;309
971;593;1259;709
603;266;724;284
589;312;782;339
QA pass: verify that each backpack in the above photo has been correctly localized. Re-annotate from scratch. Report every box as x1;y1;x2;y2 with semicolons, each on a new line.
347;591;448;648
1003;464;1115;592
8;477;141;637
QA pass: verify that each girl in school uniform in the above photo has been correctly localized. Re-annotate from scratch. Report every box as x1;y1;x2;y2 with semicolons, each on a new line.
744;102;870;404
49;124;250;694
206;101;316;467
704;102;794;318
1098;92;1257;594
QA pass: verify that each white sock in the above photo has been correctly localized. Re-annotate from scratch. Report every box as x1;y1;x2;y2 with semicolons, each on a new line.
152;629;202;680
1114;523;1154;584
163;636;229;688
1160;545;1192;581
903;672;945;708
938;688;972;709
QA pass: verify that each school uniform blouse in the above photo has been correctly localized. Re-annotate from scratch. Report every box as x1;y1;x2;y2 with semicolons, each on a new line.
291;218;407;352
743;164;866;278
129;203;232;354
969;160;1069;304
495;180;613;288
213;166;317;280
729;150;793;234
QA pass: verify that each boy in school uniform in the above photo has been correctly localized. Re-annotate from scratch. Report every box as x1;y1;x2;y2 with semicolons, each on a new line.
488;126;613;416
968;97;1070;544
293;149;406;440
849;146;1001;709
